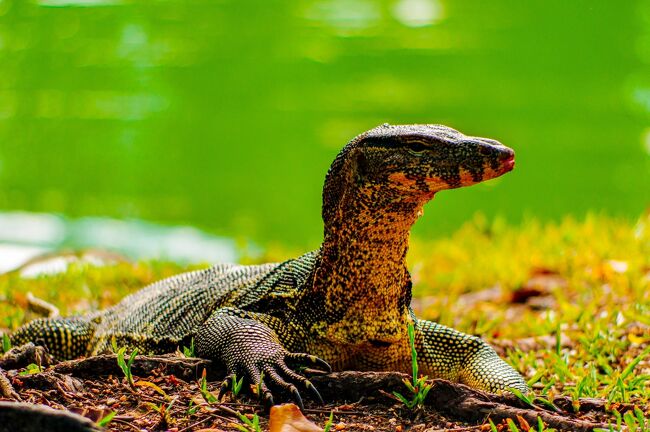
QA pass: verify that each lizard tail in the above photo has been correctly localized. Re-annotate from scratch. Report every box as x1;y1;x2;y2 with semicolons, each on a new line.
10;318;95;360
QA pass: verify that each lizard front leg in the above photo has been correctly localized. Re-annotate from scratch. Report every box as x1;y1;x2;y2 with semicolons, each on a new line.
415;319;529;393
194;307;330;410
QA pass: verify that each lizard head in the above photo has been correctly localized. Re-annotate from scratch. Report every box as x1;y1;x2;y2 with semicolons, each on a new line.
322;123;514;227
351;123;514;197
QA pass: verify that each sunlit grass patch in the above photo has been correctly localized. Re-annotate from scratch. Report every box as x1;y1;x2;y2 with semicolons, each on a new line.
0;260;201;330
409;213;649;405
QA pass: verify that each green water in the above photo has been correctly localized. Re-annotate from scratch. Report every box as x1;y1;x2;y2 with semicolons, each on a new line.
0;0;648;249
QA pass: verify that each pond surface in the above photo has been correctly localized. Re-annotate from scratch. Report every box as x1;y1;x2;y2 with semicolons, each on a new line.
0;0;648;250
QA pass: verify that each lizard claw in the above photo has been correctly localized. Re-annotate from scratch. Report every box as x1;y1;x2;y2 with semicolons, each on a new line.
288;385;304;411
261;390;275;411
276;361;325;405
242;367;278;411
304;380;324;405
225;350;329;410
262;367;307;410
286;353;332;373
217;373;236;400
251;371;276;410
196;313;330;410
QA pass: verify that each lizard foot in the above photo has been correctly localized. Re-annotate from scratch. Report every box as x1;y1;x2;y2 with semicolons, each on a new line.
218;351;330;411
195;312;331;411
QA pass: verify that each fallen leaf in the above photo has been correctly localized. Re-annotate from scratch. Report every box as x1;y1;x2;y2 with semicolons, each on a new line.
516;415;531;431
628;333;646;345
135;380;169;399
269;403;322;432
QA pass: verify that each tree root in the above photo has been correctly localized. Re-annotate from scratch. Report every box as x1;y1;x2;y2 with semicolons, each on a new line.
50;354;215;382
0;343;54;371
0;369;21;401
311;371;608;431
2;355;613;431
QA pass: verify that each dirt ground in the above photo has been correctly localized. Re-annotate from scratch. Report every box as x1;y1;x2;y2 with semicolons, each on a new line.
1;353;622;432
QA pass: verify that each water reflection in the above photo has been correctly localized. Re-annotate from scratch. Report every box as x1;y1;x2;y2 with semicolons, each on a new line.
0;211;240;273
304;0;381;31
38;0;123;7
393;0;443;27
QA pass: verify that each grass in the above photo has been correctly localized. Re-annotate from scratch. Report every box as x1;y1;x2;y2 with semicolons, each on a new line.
116;346;138;389
233;411;262;432
408;213;650;409
97;411;116;428
323;411;335;432
1;213;648;424
199;368;218;404
393;322;432;410
198;368;261;432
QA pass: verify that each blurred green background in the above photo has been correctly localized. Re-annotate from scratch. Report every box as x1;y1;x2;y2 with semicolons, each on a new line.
0;0;649;258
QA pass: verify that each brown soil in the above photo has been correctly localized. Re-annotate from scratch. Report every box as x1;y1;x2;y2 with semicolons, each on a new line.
0;354;621;432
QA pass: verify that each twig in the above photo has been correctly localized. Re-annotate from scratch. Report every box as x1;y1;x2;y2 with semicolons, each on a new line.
178;416;212;432
111;418;142;432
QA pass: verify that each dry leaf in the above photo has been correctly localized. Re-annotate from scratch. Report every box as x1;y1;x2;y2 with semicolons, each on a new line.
516;415;531;431
628;333;646;345
269;403;322;432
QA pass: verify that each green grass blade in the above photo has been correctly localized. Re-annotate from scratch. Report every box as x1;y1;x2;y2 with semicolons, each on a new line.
97;411;116;427
507;418;521;432
2;333;11;353
324;411;335;432
392;391;411;406
127;348;138;369
621;346;650;381
509;387;533;406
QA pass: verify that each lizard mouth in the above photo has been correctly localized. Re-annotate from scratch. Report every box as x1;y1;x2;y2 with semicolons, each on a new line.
369;339;393;348
502;156;515;172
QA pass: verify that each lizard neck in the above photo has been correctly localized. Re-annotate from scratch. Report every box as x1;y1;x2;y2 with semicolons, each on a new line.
310;182;427;345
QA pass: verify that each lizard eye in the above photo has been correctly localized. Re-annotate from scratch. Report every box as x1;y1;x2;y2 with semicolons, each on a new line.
407;141;428;156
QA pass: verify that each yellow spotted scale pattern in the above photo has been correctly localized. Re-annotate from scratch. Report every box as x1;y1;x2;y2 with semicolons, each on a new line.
10;124;529;399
